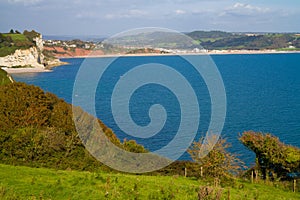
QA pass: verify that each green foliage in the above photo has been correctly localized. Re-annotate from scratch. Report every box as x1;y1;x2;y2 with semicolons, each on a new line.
188;134;245;178
0;127;103;171
1;164;299;199
0;83;54;129
0;46;18;57
123;139;148;153
240;131;300;178
149;160;201;177
0;33;34;57
200;34;296;50
0;30;37;57
0;33;17;56
0;69;13;86
0;82;147;171
23;30;40;42
187;31;233;43
3;33;29;42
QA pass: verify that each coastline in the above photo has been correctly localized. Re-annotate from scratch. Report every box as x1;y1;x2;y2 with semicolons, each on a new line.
207;49;300;55
1;67;52;74
1;60;69;74
57;49;300;59
2;50;299;74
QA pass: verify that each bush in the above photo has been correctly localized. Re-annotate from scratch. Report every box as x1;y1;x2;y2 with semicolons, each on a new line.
240;131;300;179
0;69;13;86
188;133;245;178
0;82;147;171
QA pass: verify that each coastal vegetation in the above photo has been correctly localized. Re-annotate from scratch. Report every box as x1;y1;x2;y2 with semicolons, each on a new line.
0;78;299;198
0;81;147;171
1;63;300;198
188;134;245;178
187;31;300;50
0;69;13;85
240;131;300;180
0;29;65;69
2;30;300;60
0;30;37;57
1;163;300;200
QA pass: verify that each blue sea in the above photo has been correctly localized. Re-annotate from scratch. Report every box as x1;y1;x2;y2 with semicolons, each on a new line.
12;53;300;166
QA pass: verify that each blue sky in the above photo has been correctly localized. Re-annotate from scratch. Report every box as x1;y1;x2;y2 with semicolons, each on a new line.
0;0;299;36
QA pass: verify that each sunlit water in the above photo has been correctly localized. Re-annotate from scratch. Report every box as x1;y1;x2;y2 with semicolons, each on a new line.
12;53;300;166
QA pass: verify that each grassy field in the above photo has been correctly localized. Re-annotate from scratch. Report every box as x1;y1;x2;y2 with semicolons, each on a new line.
2;34;29;42
0;164;299;200
0;33;32;57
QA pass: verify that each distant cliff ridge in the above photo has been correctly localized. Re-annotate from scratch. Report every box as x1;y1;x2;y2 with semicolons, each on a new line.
0;31;64;69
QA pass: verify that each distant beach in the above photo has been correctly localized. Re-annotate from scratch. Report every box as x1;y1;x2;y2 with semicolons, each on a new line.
3;50;300;74
2;67;52;74
56;49;300;59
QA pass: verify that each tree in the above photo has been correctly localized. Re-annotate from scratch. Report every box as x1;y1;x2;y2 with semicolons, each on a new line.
188;133;245;178
240;131;300;179
9;29;14;34
23;30;40;42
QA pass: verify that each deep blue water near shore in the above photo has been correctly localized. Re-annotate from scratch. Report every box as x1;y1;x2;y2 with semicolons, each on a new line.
12;53;300;166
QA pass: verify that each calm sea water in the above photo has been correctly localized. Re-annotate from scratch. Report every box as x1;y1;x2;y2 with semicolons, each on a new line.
12;53;300;166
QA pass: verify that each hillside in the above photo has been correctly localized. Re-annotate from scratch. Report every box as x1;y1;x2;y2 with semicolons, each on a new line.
187;31;300;50
0;30;64;68
0;82;146;171
39;31;300;59
0;30;41;57
0;78;199;175
1;82;299;199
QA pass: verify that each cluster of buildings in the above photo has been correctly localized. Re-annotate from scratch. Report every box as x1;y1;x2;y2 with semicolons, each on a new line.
43;40;93;50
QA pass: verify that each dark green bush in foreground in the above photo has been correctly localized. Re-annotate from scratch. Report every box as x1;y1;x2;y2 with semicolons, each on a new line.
0;82;146;171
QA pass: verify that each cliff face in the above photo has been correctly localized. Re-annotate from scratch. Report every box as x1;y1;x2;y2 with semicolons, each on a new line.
0;46;45;68
0;34;64;69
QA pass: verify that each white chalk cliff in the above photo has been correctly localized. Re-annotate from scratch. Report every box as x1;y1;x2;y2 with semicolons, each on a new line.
0;34;62;69
0;46;45;68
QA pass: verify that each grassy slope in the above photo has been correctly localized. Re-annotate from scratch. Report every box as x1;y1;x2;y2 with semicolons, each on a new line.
0;164;299;200
2;34;29;42
0;69;13;85
0;33;32;57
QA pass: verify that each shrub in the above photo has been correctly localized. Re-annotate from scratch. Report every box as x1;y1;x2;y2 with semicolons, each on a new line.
240;131;300;179
0;82;147;171
188;133;245;178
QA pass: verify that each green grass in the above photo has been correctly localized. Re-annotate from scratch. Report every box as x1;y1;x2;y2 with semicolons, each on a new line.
0;164;299;200
0;33;33;57
2;34;29;42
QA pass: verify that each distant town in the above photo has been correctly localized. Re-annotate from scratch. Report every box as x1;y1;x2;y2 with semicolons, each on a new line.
1;29;300;60
42;30;300;57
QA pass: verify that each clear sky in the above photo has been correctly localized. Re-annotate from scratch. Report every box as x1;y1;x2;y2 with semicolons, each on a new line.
0;0;299;36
